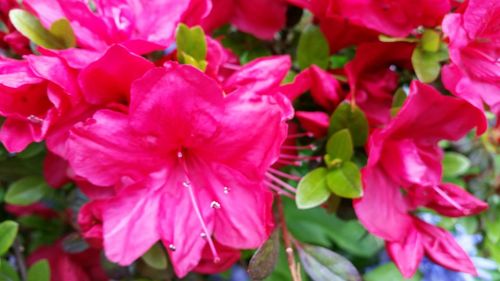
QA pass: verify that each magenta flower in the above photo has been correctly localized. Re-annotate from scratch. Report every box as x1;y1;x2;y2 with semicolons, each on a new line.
441;0;500;116
202;0;288;40
344;42;414;126
24;0;209;53
354;81;487;277
68;62;292;277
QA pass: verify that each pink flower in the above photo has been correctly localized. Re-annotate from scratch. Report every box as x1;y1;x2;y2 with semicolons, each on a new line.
202;0;289;40
0;55;79;153
354;81;487;277
281;65;344;137
345;42;414;126
0;0;31;55
442;0;500;116
336;0;451;37
27;241;108;281
24;0;210;53
68;63;292;277
289;0;378;53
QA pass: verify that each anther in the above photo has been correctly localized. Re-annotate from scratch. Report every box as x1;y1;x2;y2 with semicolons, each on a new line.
169;244;176;251
210;201;221;209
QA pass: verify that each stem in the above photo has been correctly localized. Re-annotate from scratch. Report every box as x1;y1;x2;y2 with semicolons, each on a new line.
277;196;302;281
13;238;27;281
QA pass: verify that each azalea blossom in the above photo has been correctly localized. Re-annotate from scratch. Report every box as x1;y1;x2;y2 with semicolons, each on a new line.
441;0;500;116
202;0;289;40
24;0;210;53
68;62;292;276
354;81;488;277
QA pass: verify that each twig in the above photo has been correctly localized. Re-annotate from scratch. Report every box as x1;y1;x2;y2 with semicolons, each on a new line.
13;238;27;281
277;196;302;281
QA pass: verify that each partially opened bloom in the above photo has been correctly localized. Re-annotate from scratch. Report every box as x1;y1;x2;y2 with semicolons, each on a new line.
202;0;289;40
441;0;500;116
23;0;210;54
68;62;292;277
354;81;488;277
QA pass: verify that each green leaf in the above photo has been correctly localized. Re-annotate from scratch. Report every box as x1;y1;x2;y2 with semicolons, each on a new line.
298;244;362;281
0;259;21;281
141;243;168;270
296;167;330;209
297;25;329;69
9;9;75;49
27;260;50;281
49;19;76;48
329;103;369;147
326;162;362;199
4;176;49;206
176;24;208;71
364;263;421;281
248;229;280;281
411;47;441;83
326;129;354;163
442;152;471;177
0;221;18;256
421;29;440;53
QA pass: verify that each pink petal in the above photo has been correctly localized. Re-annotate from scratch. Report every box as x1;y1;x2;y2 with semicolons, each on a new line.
386;226;424;278
408;183;488;217
0;118;38;153
223;55;291;95
295;111;330;138
79;44;154;105
231;0;287;40
194;241;241;274
43;151;71;188
416;220;477;275
67;109;165;186
353;167;413;242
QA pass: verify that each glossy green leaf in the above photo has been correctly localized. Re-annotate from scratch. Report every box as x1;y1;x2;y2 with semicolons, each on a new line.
5;176;49;206
326;162;362;199
49;19;76;48
329;103;369;147
141;243;168;270
9;9;75;49
326;129;353;163
364;263;421;281
297;25;329;69
296;167;330;209
176;24;207;71
248;229;280;280
411;47;440;83
298;244;362;281
0;258;21;281
27;260;50;281
0;221;18;256
421;29;440;53
443;152;471;177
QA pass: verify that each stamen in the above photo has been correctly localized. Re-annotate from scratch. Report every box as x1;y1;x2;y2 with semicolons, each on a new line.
281;144;317;151
179;157;220;262
265;172;297;193
223;186;230;194
287;132;314;139
268;168;301;181
264;180;295;199
210;201;221;209
276;159;303;167
431;185;464;212
280;154;322;161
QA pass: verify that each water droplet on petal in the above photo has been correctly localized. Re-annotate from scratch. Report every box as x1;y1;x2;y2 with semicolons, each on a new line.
169;244;176;251
200;232;207;239
210;201;221;209
223;186;230;194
